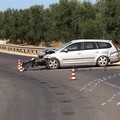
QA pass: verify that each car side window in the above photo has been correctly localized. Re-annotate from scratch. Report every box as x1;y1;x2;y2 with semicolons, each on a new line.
97;42;112;49
65;43;82;51
83;42;97;50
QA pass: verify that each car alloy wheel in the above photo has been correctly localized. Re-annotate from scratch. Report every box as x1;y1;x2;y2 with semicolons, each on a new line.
46;58;60;69
97;56;108;67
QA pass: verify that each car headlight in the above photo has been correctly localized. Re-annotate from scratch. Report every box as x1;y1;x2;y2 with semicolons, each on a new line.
44;54;51;59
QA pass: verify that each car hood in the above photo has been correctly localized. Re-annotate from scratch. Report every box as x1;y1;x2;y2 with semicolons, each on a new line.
38;49;55;57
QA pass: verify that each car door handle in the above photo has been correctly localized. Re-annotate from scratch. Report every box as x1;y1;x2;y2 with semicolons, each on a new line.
77;53;81;54
95;51;99;53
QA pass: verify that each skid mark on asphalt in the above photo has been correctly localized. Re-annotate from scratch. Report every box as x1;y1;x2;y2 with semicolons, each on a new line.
101;92;120;106
80;73;120;92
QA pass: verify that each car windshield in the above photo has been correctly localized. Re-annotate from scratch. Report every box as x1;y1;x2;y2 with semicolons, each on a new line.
55;42;72;51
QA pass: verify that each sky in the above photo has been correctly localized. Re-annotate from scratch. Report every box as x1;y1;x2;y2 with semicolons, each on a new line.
0;0;96;11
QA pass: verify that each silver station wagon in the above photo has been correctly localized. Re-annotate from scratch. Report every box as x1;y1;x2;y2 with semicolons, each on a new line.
43;39;120;69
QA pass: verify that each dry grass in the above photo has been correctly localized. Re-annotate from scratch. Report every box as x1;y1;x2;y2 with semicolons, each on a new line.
0;39;64;48
49;41;63;47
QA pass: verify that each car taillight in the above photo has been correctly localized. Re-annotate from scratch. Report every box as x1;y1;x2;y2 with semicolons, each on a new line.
112;41;119;51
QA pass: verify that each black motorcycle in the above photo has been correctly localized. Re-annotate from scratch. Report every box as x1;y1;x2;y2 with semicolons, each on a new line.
22;49;55;70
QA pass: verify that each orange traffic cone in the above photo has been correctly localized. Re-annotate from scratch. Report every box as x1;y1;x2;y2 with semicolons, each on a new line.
19;63;24;72
18;59;21;71
71;68;76;80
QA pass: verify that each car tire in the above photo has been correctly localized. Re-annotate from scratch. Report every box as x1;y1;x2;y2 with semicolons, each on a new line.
97;56;109;67
46;58;60;69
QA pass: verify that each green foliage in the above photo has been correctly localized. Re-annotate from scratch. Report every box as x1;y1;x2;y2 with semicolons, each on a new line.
102;0;120;43
0;12;4;38
0;0;120;45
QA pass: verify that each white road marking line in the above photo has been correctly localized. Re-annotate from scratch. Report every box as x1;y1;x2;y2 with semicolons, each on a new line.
117;92;120;95
80;88;84;91
90;81;93;84
80;79;98;91
108;99;112;102
101;91;120;106
79;72;120;106
101;103;106;106
89;80;105;91
95;83;98;86
103;82;120;89
88;83;91;86
111;96;114;99
80;73;120;92
80;89;83;91
89;89;92;91
80;86;87;91
117;102;120;105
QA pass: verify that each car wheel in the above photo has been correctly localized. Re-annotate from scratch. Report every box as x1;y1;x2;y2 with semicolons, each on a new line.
46;58;60;69
97;56;109;67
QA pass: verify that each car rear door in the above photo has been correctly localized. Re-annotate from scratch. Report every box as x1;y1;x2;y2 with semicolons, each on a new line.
80;42;99;64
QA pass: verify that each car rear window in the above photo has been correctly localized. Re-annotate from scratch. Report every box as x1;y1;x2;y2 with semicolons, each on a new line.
112;42;119;51
83;42;97;50
97;42;112;49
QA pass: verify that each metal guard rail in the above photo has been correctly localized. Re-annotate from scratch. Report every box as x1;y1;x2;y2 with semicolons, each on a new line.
0;44;45;56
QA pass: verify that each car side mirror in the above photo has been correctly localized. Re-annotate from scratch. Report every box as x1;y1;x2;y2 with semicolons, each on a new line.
62;49;68;53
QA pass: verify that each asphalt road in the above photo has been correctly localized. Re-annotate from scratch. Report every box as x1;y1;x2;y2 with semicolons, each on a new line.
0;52;120;120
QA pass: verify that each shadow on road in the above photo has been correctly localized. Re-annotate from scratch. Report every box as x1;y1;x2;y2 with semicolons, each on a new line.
23;63;120;72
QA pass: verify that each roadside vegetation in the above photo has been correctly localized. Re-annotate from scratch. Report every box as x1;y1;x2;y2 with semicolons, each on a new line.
0;0;120;46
